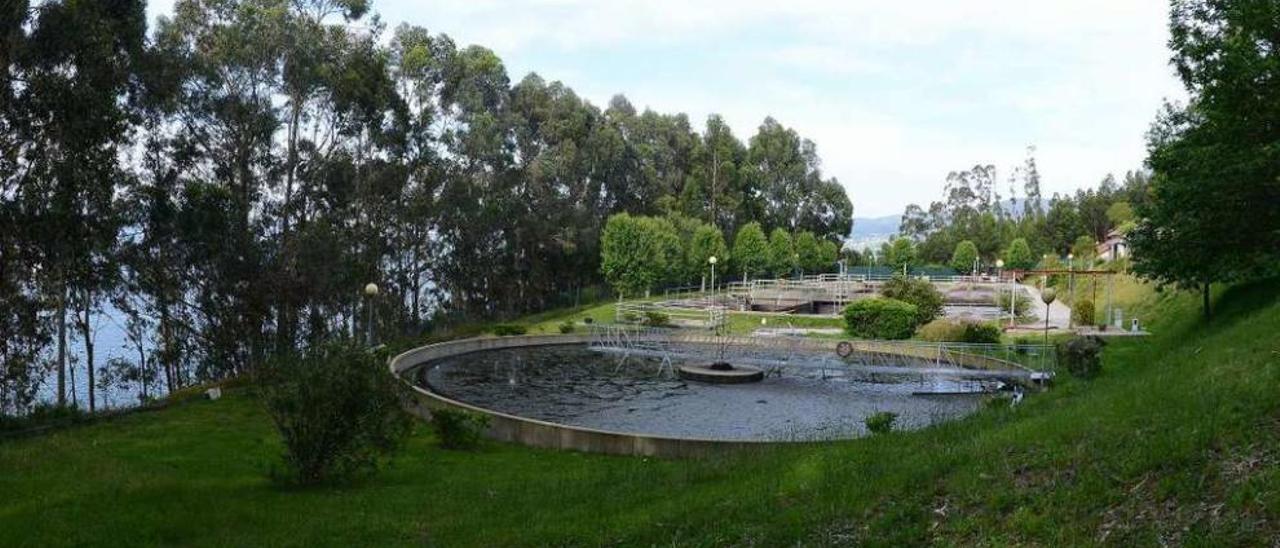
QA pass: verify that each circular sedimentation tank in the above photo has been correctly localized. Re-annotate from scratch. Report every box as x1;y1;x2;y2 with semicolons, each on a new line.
389;334;1029;456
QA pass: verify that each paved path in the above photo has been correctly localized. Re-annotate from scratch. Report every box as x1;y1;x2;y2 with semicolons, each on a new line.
1021;284;1072;330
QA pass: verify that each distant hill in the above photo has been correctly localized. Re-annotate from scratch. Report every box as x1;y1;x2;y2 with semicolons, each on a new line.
845;214;900;250
851;214;900;238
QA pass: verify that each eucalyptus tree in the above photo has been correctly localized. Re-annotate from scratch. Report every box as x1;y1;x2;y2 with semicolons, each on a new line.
682;114;746;232
8;0;146;410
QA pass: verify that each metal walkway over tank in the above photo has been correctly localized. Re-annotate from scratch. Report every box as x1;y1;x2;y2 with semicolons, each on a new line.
585;324;1055;384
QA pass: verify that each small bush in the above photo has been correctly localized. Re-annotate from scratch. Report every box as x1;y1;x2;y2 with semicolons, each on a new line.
432;408;491;450
1058;336;1106;379
918;319;1002;343
995;291;1031;318
865;411;897;434
642;311;671;327
961;322;1002;344
558;319;576;334
918;319;966;342
491;324;528;336
0;403;88;433
1072;299;1096;327
880;275;944;325
843;298;918;340
259;344;412;485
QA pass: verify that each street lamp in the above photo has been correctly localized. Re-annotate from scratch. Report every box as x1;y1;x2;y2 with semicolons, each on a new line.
996;259;1010;327
1041;287;1057;347
708;256;717;306
1066;253;1075;329
364;282;379;346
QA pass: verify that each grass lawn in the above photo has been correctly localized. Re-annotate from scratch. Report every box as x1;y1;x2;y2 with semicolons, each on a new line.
3;276;1279;545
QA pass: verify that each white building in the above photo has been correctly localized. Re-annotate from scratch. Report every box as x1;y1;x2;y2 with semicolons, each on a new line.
1096;229;1129;261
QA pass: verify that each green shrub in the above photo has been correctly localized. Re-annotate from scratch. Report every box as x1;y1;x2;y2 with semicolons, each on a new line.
1057;336;1106;379
558;319;576;334
491;324;527;336
880;275;943;325
961;322;1002;344
865;411;897;435
1072;299;1096;327
432;408;491;450
994;291;1031;318
843;298;918;340
0;403;88;433
918;319;966;342
642;311;670;327
917;319;1002;343
259;344;412;485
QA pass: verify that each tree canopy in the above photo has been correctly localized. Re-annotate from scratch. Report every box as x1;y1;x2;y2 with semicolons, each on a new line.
0;0;857;412
1129;0;1280;319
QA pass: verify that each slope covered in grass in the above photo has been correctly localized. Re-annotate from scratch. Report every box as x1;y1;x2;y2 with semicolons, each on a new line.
2;277;1277;545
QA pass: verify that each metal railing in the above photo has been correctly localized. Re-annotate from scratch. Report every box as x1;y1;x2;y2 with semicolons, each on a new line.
614;302;726;328
585;324;1056;385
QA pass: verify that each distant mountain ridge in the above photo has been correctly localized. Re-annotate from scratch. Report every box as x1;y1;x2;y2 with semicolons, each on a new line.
851;214;900;237
850;198;1046;239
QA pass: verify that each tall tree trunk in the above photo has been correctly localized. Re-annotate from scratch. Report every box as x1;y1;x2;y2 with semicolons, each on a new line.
138;341;148;402
1203;282;1212;322
159;296;174;394
56;280;66;407
81;288;95;413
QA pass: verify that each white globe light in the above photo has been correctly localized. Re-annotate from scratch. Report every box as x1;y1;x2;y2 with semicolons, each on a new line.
708;256;717;265
996;259;1005;268
364;283;379;296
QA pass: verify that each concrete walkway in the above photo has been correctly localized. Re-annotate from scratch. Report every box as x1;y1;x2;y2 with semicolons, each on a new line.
1020;284;1072;330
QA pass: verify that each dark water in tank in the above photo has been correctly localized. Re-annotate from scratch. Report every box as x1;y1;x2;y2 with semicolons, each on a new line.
416;345;990;442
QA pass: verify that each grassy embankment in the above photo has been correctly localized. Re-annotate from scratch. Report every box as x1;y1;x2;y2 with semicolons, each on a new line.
2;275;1278;545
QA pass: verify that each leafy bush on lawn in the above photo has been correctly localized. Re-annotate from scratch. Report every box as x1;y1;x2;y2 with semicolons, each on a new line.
865;411;898;435
0;403;88;433
995;291;1032;318
1058;336;1106;379
880;275;944;326
432;408;491;450
918;319;966;342
643;311;671;327
260;344;412;485
1072;299;1096;327
491;324;528;336
918;319;1002;343
843;298;918;340
962;322;1002;344
558;319;576;334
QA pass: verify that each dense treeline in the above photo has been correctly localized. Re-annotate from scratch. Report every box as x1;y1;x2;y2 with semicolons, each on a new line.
885;148;1148;272
598;213;839;298
0;0;852;413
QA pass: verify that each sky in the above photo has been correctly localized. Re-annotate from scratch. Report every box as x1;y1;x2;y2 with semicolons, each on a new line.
147;0;1186;218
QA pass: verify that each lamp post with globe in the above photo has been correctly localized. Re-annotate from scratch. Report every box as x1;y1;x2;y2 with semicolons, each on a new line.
708;256;717;308
364;282;379;347
1067;253;1075;329
1041;287;1057;347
